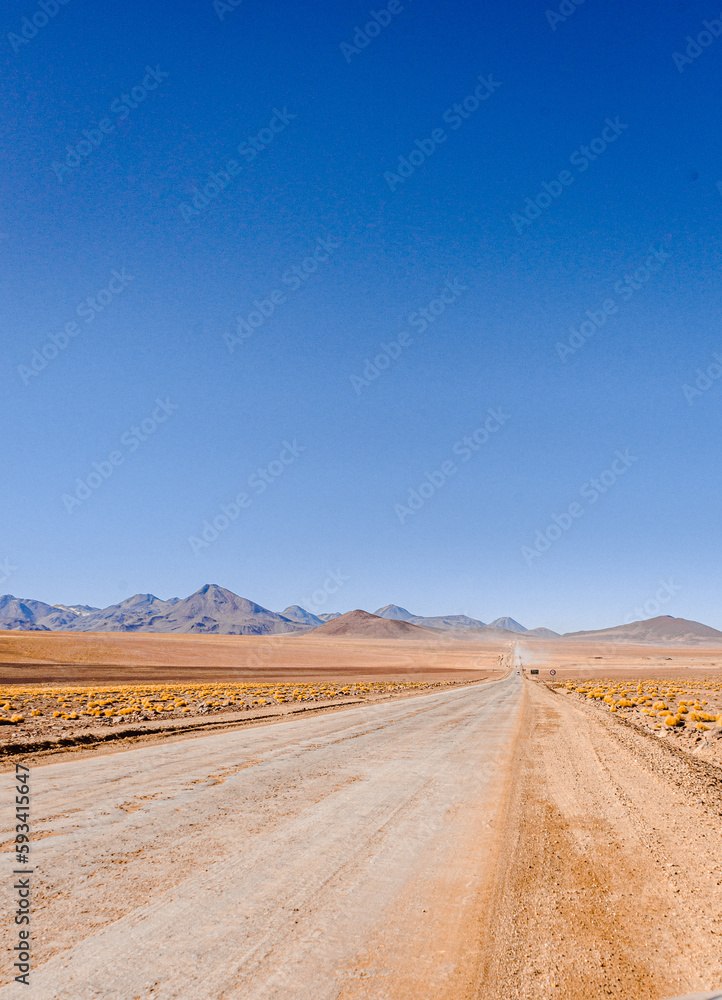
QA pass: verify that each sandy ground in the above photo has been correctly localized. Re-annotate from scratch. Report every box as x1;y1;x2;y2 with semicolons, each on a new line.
513;638;722;678
1;643;721;999
554;679;722;766
0;632;507;684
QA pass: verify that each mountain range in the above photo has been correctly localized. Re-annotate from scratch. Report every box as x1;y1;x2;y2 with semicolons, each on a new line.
0;586;300;636
0;587;544;637
0;586;719;644
374;605;526;633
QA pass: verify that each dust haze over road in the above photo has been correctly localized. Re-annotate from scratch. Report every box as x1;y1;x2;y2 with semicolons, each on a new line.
512;641;542;669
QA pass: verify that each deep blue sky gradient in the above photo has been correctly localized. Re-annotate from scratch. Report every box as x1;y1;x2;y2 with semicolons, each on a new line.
2;0;722;630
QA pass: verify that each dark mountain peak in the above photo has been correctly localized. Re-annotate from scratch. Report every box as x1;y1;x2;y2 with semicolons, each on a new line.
184;585;269;615
117;593;167;609
280;605;323;627
489;617;527;633
374;605;416;621
0;594;55;620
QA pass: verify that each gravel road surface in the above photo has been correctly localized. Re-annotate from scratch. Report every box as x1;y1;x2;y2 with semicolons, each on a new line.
1;674;523;999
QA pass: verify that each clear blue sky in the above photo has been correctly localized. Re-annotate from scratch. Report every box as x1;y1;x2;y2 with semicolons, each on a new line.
2;0;721;632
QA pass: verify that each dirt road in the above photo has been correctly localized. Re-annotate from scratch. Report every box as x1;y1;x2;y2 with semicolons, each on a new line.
2;669;721;999
1;675;523;999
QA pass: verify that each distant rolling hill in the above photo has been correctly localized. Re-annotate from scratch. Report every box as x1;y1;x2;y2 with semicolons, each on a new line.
305;610;442;640
562;616;722;645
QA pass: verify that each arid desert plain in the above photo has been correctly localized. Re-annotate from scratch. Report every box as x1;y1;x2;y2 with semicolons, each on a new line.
1;628;721;1000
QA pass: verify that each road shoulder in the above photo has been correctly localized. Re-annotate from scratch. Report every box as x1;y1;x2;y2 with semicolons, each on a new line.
476;679;722;999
